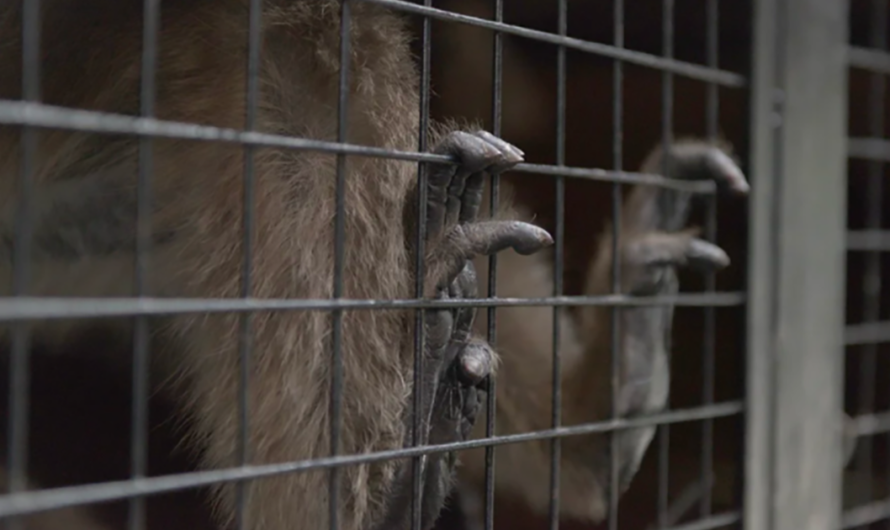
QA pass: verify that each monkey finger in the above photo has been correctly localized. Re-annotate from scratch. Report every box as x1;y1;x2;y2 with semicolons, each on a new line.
425;307;455;354
445;174;470;230
625;232;728;272
429;131;522;239
680;238;730;271
453;259;479;300
430;221;552;293
470;130;525;173
703;148;750;195
668;143;750;195
459;385;483;440
456;132;525;225
426;133;479;241
460;221;553;257
433;131;511;173
448;262;478;345
455;340;494;387
459;171;486;227
454;260;477;340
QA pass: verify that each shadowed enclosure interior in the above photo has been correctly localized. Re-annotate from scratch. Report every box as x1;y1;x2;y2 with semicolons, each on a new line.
0;0;881;530
845;1;890;529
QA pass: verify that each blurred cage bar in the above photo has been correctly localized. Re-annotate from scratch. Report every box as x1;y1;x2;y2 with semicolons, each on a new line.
0;0;872;530
845;0;890;529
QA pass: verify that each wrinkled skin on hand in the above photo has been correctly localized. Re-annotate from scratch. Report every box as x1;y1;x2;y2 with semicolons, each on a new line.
375;131;552;530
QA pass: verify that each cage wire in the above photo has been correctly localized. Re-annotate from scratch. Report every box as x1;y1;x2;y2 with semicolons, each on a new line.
844;0;890;529
0;0;767;529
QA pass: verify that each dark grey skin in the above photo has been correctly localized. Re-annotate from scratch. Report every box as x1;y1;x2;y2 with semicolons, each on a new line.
603;142;749;495
380;130;552;530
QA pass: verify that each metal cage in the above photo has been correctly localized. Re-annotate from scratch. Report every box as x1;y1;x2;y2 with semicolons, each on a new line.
0;0;878;529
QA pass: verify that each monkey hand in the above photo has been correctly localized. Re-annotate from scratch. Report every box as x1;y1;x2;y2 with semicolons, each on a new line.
656;140;749;195
607;140;750;494
382;131;551;530
419;129;550;446
422;130;553;297
375;262;497;530
420;129;549;452
621;230;730;296
629;139;750;236
607;232;730;497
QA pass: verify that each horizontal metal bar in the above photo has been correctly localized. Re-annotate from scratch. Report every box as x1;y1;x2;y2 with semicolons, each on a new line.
844;321;890;345
519;162;717;192
0;292;746;321
848;46;890;74
0;402;743;518
842;498;890;529
848;137;890;161
665;512;741;530
847;230;890;251
0;101;717;192
359;0;747;87
847;411;890;437
0;100;441;161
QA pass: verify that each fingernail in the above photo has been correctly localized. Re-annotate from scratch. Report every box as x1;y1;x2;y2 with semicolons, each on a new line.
461;357;486;384
537;228;555;246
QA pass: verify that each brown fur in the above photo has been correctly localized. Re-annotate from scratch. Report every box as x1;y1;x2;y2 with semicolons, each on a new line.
0;1;526;529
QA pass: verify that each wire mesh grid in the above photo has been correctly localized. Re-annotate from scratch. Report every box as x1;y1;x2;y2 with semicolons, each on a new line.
0;1;751;530
844;1;890;528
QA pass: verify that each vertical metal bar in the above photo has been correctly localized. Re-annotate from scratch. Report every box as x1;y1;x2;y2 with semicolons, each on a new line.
700;0;719;520
235;1;263;528
410;1;432;528
855;0;887;505
548;1;568;529
130;1;161;528
484;1;504;528
609;1;624;530
883;0;890;506
744;0;782;528
330;1;352;529
761;0;849;529
6;2;40;529
658;1;674;526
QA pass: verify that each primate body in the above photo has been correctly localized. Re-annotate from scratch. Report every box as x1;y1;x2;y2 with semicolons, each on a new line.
0;1;552;530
